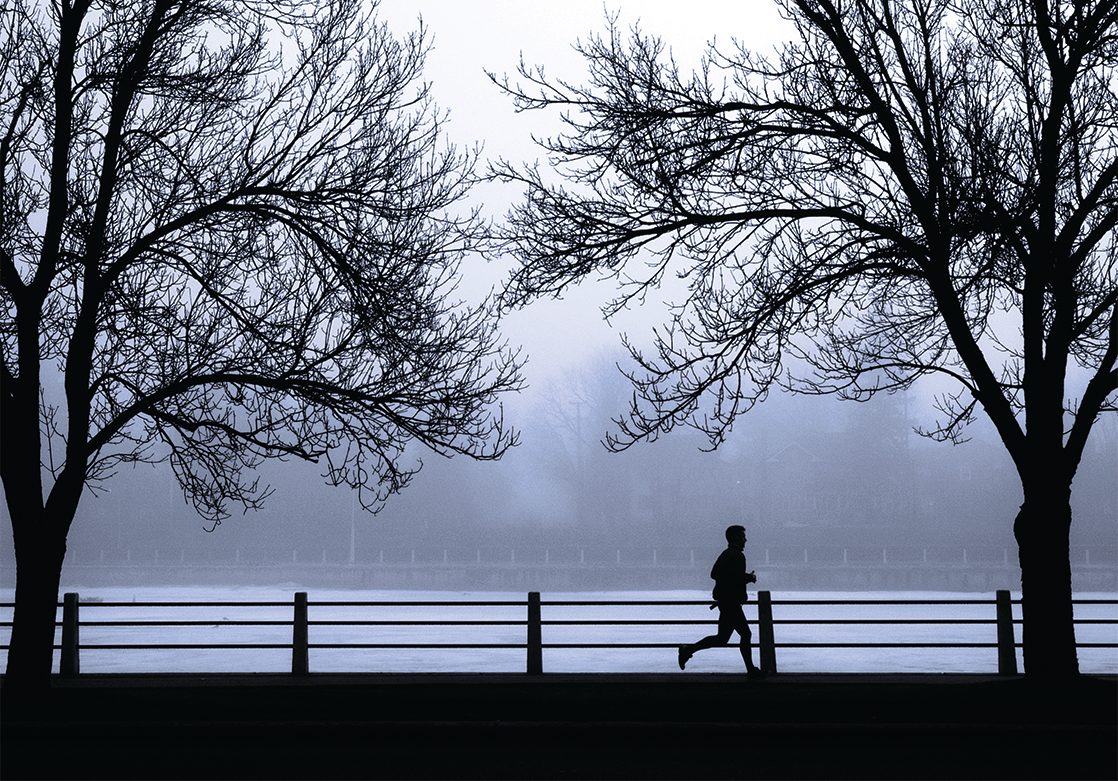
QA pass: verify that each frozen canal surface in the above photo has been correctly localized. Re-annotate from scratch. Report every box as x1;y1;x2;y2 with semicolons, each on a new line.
1;587;1114;675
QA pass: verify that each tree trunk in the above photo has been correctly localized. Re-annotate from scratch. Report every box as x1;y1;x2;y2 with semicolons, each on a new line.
4;516;68;691
1014;484;1079;677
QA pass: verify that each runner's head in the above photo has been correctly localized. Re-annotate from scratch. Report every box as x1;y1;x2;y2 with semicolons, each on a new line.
725;525;746;549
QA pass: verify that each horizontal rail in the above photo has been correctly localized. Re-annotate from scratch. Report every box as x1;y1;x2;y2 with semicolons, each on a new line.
63;601;293;608
7;643;1117;651
310;620;526;626
6;618;1116;628
540;600;716;606
309;600;527;607
541;599;1018;605
769;599;1000;605
3;599;1116;609
771;618;1117;625
5;591;1115;676
308;643;527;649
539;642;1007;649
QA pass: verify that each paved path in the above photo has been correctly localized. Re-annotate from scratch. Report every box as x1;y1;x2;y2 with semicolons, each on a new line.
3;673;1115;779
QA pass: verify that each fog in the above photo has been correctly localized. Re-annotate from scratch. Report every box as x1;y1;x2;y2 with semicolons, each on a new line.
3;344;1114;573
1;1;1115;580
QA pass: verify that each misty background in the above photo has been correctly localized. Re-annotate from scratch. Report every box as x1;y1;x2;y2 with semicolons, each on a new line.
1;0;1114;576
4;349;1114;570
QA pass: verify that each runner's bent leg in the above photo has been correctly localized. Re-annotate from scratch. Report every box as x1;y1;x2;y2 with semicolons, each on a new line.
682;606;734;662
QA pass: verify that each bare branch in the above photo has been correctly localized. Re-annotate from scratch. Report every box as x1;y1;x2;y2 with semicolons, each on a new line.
1;0;521;526
495;0;1116;481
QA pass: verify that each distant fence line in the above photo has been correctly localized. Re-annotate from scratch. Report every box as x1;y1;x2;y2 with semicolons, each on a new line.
3;591;1115;676
21;544;1118;567
4;545;1112;591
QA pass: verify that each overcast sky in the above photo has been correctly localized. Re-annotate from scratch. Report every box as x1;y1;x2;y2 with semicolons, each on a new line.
377;1;795;389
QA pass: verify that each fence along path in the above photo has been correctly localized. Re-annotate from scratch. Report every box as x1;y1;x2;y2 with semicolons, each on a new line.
2;590;1115;676
50;544;1118;566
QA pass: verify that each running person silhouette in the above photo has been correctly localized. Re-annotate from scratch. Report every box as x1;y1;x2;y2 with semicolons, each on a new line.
678;525;765;677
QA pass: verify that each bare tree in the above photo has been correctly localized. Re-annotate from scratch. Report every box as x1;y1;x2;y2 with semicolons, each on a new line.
493;0;1117;676
0;0;521;686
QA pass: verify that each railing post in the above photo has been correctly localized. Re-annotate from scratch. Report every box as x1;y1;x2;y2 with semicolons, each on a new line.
995;589;1018;675
292;592;309;675
527;591;542;675
757;590;777;674
61;592;80;677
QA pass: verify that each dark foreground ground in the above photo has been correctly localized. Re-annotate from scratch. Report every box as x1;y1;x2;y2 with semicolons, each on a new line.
1;673;1115;780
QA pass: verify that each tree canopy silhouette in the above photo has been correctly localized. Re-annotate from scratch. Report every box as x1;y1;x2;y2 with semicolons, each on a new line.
494;0;1117;676
0;0;520;685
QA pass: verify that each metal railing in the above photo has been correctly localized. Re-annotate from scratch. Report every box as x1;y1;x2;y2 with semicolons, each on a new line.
35;544;1118;568
2;590;1115;676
